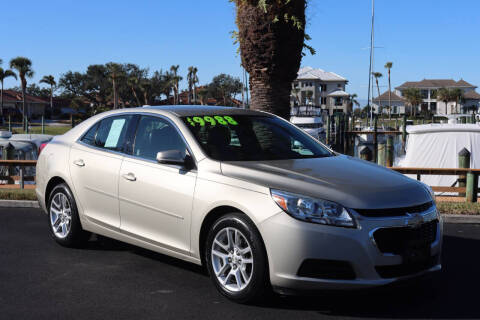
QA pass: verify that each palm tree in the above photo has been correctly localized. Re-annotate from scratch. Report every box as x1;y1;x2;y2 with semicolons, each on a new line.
233;0;307;119
192;68;199;104
384;62;393;119
347;93;360;113
197;87;209;105
291;87;301;106
437;88;452;115
187;66;198;104
127;76;142;106
403;88;423;116
9;57;34;124
106;62;124;109
40;75;56;111
0;68;17;118
305;90;313;105
372;72;383;99
170;65;181;104
451;88;464;114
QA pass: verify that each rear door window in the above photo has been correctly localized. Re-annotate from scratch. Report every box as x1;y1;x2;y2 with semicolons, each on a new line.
93;115;133;152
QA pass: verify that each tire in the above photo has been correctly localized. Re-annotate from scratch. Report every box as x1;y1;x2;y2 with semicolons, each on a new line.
205;212;269;303
48;183;90;247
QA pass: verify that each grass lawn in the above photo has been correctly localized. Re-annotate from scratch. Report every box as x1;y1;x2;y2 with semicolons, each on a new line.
0;189;37;201
436;201;480;215
8;125;72;136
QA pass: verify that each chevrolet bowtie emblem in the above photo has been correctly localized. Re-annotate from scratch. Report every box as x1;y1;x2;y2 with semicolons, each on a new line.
406;212;424;228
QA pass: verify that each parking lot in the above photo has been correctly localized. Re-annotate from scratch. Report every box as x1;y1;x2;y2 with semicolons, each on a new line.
1;208;479;320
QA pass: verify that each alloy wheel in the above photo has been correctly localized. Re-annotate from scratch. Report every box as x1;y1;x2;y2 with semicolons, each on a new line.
49;193;72;239
211;227;254;292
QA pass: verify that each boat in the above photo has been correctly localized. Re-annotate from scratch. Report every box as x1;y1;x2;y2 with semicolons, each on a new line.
290;115;324;140
396;122;480;188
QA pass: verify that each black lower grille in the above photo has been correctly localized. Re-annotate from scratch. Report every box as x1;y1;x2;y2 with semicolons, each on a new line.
297;259;356;280
373;220;438;254
376;255;439;278
356;201;433;217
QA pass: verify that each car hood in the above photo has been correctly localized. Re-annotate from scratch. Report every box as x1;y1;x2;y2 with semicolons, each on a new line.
220;155;431;209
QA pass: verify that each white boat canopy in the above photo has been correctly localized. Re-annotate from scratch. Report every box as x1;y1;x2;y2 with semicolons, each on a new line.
398;123;480;188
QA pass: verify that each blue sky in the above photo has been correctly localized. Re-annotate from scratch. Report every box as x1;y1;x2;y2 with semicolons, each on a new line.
2;0;479;101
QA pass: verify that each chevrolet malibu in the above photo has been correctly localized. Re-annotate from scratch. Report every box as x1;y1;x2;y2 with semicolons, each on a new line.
36;106;442;303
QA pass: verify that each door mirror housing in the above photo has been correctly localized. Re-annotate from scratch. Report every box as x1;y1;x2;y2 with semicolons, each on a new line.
156;150;186;165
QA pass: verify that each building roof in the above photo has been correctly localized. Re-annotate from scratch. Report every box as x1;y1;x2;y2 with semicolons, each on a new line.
396;79;477;89
296;66;347;82
327;90;349;97
373;91;406;102
463;90;480;100
2;90;49;104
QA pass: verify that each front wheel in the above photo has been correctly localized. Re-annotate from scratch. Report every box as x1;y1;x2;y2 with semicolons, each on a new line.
205;213;269;303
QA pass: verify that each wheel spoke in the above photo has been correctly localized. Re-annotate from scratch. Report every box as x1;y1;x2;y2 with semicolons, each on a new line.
52;199;61;210
234;229;240;247
50;207;61;215
240;267;250;283
242;258;253;264
52;216;61;228
233;269;243;288
61;195;68;210
239;247;251;256
214;239;229;253
227;228;234;249
215;262;230;277
61;223;67;236
211;249;228;260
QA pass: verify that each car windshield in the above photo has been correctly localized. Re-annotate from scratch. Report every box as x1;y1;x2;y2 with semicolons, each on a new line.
182;115;333;161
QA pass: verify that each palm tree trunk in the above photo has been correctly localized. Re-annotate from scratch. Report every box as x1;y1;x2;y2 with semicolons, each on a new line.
1;82;3;118
388;70;392;120
50;86;53;109
113;78;118;109
235;0;305;119
249;77;292;120
131;86;141;106
22;85;26;128
193;84;197;104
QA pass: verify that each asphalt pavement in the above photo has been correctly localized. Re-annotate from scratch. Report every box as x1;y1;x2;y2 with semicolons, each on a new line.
1;208;479;320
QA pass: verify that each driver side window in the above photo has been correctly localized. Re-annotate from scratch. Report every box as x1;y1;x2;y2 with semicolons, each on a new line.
133;116;187;161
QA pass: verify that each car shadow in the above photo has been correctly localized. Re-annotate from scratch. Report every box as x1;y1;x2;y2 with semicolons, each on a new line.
82;234;207;275
258;235;479;319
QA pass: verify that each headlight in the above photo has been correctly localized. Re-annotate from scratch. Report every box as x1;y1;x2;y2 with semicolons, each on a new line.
270;189;356;228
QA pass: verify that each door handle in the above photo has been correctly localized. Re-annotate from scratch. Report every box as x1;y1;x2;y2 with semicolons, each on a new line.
122;172;136;181
73;159;85;167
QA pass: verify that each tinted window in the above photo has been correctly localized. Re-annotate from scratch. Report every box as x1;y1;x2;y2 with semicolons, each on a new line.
182;115;332;161
133;116;187;161
94;115;133;152
80;122;99;146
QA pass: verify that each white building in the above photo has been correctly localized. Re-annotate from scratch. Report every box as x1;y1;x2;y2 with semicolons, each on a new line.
395;79;480;115
291;67;352;115
372;91;406;115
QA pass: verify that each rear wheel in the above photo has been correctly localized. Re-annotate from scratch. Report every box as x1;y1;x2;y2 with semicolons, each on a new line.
48;183;90;247
205;213;269;303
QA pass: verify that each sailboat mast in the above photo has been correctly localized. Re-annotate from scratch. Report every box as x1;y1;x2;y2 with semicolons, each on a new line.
367;0;375;126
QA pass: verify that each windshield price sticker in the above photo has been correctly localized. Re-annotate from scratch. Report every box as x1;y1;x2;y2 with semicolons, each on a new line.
186;116;238;127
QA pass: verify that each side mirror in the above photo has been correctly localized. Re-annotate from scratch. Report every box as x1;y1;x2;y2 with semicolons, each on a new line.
156;150;186;165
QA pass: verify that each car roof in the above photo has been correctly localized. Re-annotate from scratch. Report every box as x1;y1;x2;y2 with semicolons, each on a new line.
140;105;269;117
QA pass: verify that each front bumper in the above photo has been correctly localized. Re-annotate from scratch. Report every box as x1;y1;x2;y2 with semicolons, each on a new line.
259;207;442;292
